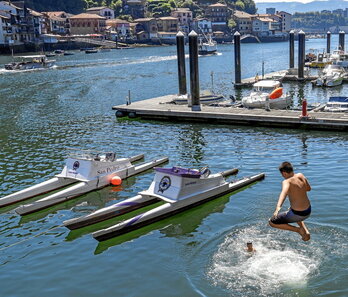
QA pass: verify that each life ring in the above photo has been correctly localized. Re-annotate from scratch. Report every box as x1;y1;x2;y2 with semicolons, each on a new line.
269;87;283;99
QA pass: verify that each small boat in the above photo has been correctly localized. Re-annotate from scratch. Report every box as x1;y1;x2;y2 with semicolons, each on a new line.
85;48;99;54
307;52;331;68
63;52;74;56
242;80;292;109
173;90;225;105
99;47;111;52
45;53;56;57
315;65;346;87
54;49;64;55
0;149;168;214
91;166;264;241
324;96;348;112
4;55;56;71
198;34;217;55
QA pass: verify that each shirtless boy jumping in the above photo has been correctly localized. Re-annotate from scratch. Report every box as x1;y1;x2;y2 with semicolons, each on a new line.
269;162;311;241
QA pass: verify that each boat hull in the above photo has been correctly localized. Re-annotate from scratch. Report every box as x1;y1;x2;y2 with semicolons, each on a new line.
93;173;265;241
14;157;169;216
242;96;292;109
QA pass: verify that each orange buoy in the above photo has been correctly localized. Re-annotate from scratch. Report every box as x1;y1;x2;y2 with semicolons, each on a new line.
111;176;122;186
269;87;283;99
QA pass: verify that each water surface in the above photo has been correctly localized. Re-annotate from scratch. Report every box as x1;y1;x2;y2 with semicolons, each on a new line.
0;37;347;297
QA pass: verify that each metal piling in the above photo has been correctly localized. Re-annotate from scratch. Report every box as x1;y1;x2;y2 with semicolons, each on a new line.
188;30;201;111
327;31;331;54
339;31;345;51
298;30;305;80
234;31;241;84
289;30;295;69
176;31;187;96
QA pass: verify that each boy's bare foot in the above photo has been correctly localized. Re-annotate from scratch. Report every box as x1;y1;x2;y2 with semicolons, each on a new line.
299;227;310;241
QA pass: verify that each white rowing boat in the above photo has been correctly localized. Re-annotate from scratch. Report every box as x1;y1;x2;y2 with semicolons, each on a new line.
0;149;168;214
89;166;264;241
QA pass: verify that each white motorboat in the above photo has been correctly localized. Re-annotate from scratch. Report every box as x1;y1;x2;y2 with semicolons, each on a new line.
242;80;292;109
323;96;348;112
0;149;168;214
315;65;346;87
91;166;265;241
4;55;55;70
198;34;217;55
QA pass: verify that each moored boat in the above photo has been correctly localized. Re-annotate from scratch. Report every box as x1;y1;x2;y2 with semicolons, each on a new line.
315;64;346;87
306;52;331;68
85;48;99;54
173;90;225;105
4;55;55;71
0;149;168;214
323;96;348;112
198;34;217;55
91;166;265;241
242;80;292;109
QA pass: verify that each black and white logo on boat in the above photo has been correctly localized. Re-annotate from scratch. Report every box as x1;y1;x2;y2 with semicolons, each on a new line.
158;176;171;193
73;161;80;171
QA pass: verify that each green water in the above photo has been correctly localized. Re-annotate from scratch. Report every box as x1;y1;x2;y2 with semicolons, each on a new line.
0;38;347;296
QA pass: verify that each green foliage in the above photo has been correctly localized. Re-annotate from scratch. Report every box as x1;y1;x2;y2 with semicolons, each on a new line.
228;18;236;29
24;0;257;22
235;0;245;11
292;11;348;30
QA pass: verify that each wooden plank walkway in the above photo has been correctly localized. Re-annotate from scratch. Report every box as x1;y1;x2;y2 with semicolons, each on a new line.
112;95;348;131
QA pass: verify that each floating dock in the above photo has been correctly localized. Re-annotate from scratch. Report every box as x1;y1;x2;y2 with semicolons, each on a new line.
113;95;348;131
235;70;319;88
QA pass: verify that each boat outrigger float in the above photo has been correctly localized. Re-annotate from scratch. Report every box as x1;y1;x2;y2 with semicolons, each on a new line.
0;149;168;215
64;166;264;241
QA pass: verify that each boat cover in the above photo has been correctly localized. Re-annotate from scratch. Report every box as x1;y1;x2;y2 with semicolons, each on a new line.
155;167;202;178
329;97;348;102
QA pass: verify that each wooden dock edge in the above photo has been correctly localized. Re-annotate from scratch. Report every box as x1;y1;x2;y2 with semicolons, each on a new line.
112;98;348;132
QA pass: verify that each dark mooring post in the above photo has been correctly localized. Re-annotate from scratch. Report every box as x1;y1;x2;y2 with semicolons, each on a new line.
326;31;331;54
289;30;295;69
176;31;187;96
298;30;305;80
234;31;241;85
188;30;201;111
339;31;345;51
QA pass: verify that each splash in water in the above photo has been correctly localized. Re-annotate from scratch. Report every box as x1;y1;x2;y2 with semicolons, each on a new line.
207;225;320;296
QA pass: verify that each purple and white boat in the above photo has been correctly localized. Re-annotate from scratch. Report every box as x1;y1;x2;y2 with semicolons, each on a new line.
76;166;265;241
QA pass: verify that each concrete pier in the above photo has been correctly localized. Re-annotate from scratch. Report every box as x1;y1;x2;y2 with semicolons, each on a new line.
112;95;348;131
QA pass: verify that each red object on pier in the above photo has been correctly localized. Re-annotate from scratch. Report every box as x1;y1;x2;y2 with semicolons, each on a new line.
302;99;308;117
